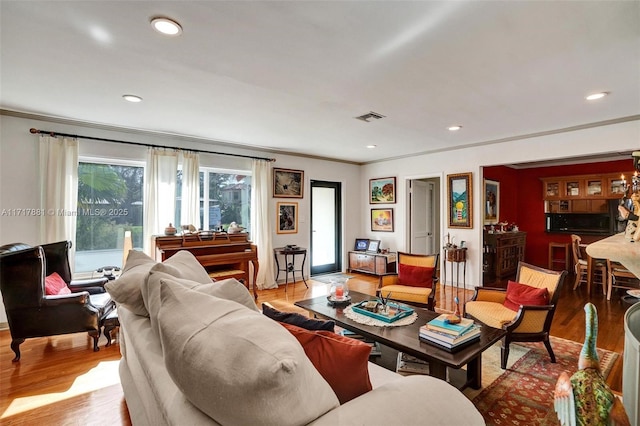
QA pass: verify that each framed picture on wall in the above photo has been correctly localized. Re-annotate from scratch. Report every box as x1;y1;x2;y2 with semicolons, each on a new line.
369;177;396;204
371;208;394;232
273;168;304;198
277;202;298;234
447;172;473;229
483;179;499;225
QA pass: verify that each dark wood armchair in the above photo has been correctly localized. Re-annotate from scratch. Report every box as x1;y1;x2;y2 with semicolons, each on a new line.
0;242;115;361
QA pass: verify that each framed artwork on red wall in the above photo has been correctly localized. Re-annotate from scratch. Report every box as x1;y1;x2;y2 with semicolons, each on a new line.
483;179;500;225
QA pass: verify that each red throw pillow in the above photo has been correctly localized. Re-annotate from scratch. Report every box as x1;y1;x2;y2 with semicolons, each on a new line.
45;272;71;295
397;264;434;288
280;322;372;404
503;280;549;312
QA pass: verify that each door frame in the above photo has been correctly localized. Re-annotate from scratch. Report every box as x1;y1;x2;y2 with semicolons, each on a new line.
405;172;442;261
310;180;342;275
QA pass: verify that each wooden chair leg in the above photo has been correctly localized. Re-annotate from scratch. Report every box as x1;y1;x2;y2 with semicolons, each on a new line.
500;339;510;369
89;330;100;352
10;338;24;362
573;267;583;290
544;337;556;363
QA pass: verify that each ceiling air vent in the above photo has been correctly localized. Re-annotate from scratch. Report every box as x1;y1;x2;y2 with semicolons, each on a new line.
355;111;386;122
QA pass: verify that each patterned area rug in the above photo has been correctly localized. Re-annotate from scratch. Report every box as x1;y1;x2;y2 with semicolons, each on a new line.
470;336;619;426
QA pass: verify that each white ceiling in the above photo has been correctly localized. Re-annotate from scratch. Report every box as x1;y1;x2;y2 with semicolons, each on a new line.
1;1;639;164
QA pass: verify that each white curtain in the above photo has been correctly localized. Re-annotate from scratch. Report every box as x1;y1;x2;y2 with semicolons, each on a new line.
180;151;200;230
39;135;79;260
143;148;178;254
251;159;277;289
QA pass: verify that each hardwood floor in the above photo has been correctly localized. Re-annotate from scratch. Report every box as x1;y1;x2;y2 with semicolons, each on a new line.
0;272;630;424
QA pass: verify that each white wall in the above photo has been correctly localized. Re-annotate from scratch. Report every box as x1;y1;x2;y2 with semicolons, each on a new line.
361;120;640;290
0;114;362;323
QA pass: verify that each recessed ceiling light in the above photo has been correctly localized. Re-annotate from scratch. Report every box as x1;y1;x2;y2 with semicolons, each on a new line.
122;94;143;103
585;92;608;101
448;125;462;131
151;17;182;36
366;145;377;149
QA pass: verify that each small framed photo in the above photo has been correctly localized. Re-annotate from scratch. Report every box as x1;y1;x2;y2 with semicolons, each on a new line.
367;239;381;253
483;179;499;225
273;168;304;198
447;172;473;229
370;177;396;204
277;202;298;234
354;238;369;251
371;208;394;232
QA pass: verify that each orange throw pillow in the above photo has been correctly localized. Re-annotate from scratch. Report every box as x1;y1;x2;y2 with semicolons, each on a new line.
503;280;549;312
397;264;434;288
45;272;71;295
280;322;372;404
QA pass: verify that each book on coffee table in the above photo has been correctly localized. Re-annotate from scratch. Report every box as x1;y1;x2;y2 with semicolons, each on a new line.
425;314;475;336
419;324;481;350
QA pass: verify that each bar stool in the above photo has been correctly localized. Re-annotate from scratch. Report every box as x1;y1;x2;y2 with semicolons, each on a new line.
548;242;570;272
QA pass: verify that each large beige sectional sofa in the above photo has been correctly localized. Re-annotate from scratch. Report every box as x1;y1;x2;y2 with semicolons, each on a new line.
107;250;484;425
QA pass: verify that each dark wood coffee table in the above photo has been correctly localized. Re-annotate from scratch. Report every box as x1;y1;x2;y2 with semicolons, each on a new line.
295;291;506;390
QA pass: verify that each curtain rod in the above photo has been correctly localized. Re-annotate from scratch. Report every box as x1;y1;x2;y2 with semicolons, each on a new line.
29;128;276;162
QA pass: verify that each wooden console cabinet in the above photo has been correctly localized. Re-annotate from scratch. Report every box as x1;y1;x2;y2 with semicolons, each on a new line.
348;251;396;276
483;231;526;280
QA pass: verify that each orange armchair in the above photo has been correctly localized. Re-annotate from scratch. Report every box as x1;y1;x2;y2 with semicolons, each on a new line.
377;252;439;310
466;261;567;369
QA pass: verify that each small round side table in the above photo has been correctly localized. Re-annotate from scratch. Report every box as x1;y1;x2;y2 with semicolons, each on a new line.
273;247;309;292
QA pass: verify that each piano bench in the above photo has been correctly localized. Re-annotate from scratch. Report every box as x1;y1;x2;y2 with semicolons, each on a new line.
209;269;247;282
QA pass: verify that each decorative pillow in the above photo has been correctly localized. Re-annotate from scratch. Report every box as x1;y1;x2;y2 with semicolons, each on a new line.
144;271;258;335
161;250;212;283
280;322;373;404
105;250;156;316
503;280;550;312
397;264;434;288
157;279;339;425
45;272;71;295
262;303;335;332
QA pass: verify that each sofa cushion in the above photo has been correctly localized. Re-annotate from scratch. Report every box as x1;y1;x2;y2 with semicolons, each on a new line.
105;250;156;316
45;272;71;295
280;322;372;404
159;250;212;284
262;303;335;332
397;264;434;288
157;279;339;425
144;272;258;335
503;280;549;312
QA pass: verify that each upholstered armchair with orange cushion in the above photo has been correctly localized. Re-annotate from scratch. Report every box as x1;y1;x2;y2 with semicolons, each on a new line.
465;261;567;369
377;252;439;310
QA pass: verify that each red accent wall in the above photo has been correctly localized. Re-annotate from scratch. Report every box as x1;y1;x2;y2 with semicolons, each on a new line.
484;160;629;269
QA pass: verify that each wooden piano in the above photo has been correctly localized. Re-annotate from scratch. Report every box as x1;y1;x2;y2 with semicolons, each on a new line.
152;232;259;300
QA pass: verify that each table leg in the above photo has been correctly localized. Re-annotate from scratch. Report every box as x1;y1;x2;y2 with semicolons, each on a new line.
429;360;447;381
466;355;482;390
250;259;259;300
301;250;308;288
274;253;281;282
285;253;290;292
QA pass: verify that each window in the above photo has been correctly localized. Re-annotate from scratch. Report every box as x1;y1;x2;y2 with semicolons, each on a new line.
75;161;144;272
176;168;251;232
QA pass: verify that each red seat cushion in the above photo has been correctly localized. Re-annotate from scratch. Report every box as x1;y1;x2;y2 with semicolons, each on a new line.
280;322;372;404
503;280;549;312
397;264;434;288
45;272;71;295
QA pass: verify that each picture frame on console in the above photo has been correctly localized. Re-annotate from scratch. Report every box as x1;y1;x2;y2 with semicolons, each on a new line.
277;202;298;234
273;168;304;198
447;172;473;229
483;179;499;225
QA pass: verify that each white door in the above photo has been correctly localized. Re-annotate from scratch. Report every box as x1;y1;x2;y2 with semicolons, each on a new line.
410;180;435;254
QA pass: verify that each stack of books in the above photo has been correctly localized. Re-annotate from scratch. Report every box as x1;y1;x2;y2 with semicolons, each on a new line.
419;314;481;350
340;328;382;357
